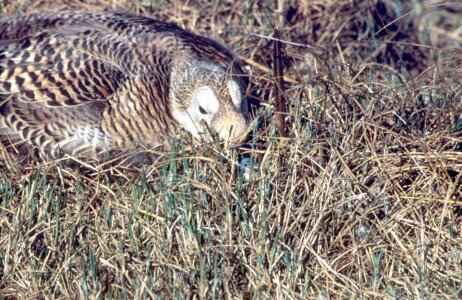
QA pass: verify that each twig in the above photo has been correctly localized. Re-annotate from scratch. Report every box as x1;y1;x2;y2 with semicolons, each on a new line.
273;27;287;137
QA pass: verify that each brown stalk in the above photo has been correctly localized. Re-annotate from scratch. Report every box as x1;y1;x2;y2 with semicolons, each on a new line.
272;29;287;137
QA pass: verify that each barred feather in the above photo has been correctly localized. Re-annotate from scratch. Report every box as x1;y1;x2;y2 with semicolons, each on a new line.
0;11;249;160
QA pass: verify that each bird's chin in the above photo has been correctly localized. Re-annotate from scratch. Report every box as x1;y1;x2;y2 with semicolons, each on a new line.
188;129;247;148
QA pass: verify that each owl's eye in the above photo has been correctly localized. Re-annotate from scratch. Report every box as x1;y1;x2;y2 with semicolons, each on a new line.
198;106;207;115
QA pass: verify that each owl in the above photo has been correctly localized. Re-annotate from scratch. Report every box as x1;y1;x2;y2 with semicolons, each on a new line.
0;11;250;160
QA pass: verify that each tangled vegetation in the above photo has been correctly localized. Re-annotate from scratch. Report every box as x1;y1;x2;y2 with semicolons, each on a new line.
1;0;461;298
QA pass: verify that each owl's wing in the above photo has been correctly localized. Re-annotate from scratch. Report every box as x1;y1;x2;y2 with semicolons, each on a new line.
0;29;129;157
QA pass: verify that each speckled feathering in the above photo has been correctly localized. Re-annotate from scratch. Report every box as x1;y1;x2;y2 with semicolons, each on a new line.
0;11;250;159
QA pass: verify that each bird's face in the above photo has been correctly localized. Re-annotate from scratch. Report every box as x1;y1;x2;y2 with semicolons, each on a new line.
171;72;250;146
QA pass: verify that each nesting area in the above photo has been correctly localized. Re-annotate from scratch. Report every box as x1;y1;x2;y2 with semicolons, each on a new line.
0;1;461;299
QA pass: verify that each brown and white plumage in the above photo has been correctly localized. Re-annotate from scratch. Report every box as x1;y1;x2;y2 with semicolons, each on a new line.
0;11;249;160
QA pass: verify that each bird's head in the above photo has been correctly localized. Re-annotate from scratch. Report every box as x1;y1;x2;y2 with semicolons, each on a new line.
169;60;250;146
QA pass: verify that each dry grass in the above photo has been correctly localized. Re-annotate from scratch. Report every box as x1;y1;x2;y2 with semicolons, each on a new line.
1;0;462;299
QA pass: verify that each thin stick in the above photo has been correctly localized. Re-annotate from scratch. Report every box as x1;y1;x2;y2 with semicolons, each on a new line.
273;28;287;137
